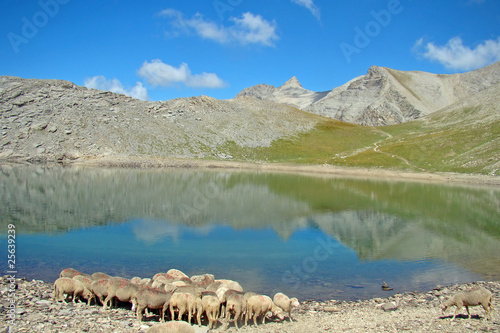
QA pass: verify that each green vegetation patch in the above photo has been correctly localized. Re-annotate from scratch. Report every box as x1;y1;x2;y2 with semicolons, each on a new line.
221;119;386;164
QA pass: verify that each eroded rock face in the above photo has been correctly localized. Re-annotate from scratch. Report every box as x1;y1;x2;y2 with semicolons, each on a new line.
0;76;318;162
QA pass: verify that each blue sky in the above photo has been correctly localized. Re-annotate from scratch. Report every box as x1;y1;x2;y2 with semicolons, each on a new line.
1;0;499;101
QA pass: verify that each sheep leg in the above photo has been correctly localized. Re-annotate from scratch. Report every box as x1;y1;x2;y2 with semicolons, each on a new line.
253;313;258;326
170;305;175;321
465;305;471;319
178;305;185;321
234;310;241;330
196;309;202;327
261;312;266;325
137;306;145;322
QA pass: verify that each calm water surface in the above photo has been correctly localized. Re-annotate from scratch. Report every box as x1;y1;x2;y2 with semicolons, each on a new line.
1;165;499;301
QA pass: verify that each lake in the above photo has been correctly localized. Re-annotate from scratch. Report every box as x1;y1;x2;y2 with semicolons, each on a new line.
1;165;499;301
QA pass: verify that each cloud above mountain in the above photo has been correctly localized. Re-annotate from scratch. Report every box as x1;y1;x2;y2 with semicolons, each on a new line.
84;76;149;101
160;9;278;46
415;36;500;71
137;60;226;88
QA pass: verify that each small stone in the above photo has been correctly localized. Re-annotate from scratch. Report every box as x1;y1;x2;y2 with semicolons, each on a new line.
381;302;398;312
323;307;341;312
35;300;52;306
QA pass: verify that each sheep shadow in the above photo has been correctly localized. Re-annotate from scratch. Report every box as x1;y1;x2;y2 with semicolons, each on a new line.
439;314;483;321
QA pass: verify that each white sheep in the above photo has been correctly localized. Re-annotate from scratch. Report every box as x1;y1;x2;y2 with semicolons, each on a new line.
147;321;195;333
190;274;215;288
166;269;189;281
215;279;243;292
169;292;198;324
273;292;300;321
53;277;94;305
245;295;285;326
91;272;111;280
442;287;493;320
202;294;221;329
224;293;247;329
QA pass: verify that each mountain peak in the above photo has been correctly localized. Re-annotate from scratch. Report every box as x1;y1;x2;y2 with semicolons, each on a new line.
281;76;302;89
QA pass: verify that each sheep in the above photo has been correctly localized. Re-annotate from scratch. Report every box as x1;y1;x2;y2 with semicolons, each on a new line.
220;289;244;318
224;293;247;330
53;277;94;305
216;279;243;292
152;272;169;281
90;278;112;307
104;277;140;310
442;287;493;320
147;321;195;333
169;292;199;324
273;292;300;321
91;272;111;280
206;281;222;292
190;274;215;288
59;268;83;278
131;288;175;322
166;269;189;281
72;275;95;305
202;294;221;329
245;295;284;326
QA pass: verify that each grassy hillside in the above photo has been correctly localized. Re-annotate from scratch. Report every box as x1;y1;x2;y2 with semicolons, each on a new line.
222;85;500;175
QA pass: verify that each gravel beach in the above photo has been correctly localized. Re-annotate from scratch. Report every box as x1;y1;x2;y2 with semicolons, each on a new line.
1;277;498;333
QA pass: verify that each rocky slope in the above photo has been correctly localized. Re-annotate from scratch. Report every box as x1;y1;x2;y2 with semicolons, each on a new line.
0;76;318;162
237;62;500;126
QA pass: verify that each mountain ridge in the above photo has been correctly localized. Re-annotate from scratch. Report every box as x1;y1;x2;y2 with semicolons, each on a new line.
237;62;500;126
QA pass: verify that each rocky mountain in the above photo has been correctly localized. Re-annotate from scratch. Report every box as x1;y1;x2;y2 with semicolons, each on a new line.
237;62;500;126
236;76;329;110
0;76;318;162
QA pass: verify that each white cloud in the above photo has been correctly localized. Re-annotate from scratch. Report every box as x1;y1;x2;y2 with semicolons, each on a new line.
137;59;226;88
160;9;278;46
84;76;149;100
291;0;321;19
415;36;500;71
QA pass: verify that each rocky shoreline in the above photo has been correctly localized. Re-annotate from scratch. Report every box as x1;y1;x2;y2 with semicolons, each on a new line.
1;277;498;333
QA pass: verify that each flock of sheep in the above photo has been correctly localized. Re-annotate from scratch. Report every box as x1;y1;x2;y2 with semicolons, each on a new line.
53;267;301;330
53;267;494;332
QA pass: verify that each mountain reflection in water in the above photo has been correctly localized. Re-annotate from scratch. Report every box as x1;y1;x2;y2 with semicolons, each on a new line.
0;165;499;300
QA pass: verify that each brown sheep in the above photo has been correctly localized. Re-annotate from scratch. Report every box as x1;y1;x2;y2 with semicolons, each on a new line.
442;287;493;320
90;278;112;307
53;277;93;305
147;321;195;333
72;275;95;305
245;295;284;326
104;277;140;310
59;268;82;278
273;292;300;321
132;288;175;322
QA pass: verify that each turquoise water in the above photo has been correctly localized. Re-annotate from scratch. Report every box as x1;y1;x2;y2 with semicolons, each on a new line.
1;166;499;301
